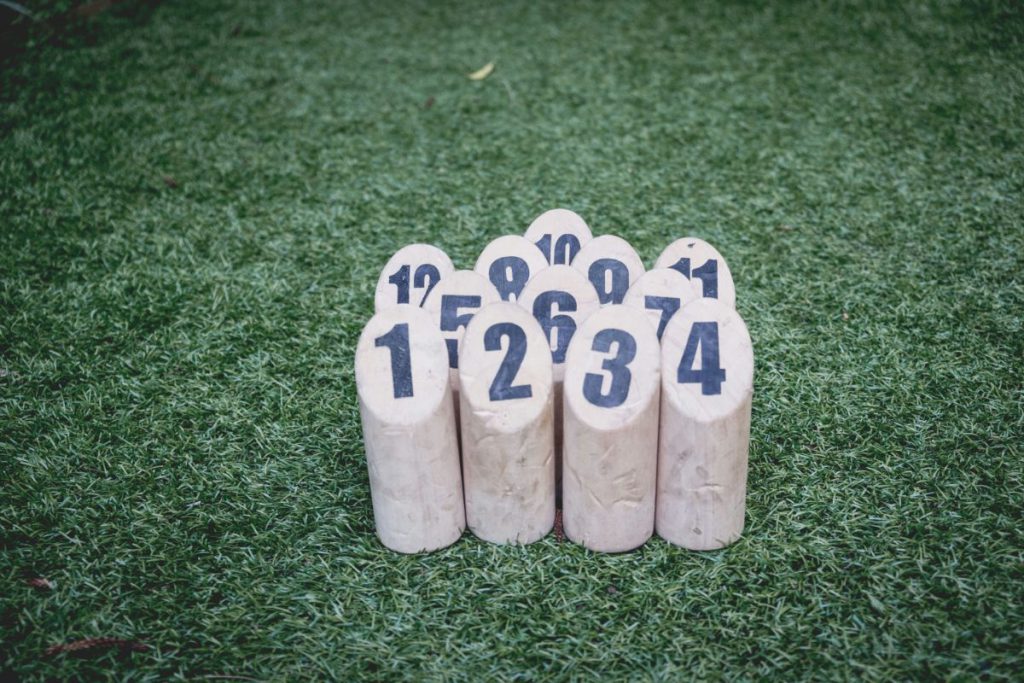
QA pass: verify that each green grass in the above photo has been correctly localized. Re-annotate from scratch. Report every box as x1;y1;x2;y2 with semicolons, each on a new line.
2;0;1023;679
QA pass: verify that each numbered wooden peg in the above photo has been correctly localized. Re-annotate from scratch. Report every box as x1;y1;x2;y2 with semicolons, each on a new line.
523;208;594;265
458;303;555;544
654;237;736;309
562;305;660;552
422;270;501;390
623;268;697;341
374;244;455;312
571;235;646;306
474;235;549;303
355;305;465;553
657;299;753;551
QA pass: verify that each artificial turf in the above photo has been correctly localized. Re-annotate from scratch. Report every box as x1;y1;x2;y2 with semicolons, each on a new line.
1;0;1023;679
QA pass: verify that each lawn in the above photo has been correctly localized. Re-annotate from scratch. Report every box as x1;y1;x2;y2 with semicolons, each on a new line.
1;0;1023;679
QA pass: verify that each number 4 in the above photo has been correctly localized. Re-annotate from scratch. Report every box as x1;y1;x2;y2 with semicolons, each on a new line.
677;322;726;395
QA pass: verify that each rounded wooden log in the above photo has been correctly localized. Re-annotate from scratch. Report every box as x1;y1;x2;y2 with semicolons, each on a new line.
562;305;660;552
623;267;697;341
458;303;555;544
517;265;601;499
355;305;465;553
374;244;455;312
654;237;736;309
422;270;501;390
474;235;549;303
571;234;645;305
523;208;593;265
657;298;753;551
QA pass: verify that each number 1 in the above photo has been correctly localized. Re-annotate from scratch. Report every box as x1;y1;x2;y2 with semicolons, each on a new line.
374;323;413;398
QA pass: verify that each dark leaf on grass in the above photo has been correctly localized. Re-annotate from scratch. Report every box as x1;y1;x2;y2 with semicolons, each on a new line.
25;578;53;590
424;96;435;109
74;0;115;19
162;175;179;189
45;637;148;657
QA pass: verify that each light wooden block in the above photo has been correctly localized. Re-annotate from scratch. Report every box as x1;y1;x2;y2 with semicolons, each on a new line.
523;208;594;265
571;234;646;305
517;265;601;499
657;298;753;551
355;305;465;553
422;270;502;390
374;244;455;312
562;305;660;552
623;267;697;341
474;235;549;303
654;237;736;309
458;302;555;544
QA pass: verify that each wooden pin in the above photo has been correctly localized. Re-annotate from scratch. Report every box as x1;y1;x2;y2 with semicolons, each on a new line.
474;235;549;303
562;305;660;552
571;235;646;305
355;305;465;553
458;302;555;544
374;244;455;312
517;265;601;498
657;299;753;551
623;267;697;341
654;237;737;309
422;270;502;391
523;208;594;265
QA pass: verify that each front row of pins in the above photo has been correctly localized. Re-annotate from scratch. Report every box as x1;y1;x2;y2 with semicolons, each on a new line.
355;296;753;554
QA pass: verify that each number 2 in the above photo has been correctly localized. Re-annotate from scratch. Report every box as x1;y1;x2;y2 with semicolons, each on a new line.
583;329;636;408
374;323;413;398
676;322;726;395
484;323;533;401
388;264;441;306
669;258;718;299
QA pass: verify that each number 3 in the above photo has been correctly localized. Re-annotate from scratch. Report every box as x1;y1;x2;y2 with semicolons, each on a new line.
582;329;636;408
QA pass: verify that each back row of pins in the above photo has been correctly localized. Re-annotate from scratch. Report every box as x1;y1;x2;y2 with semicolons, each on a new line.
356;209;754;553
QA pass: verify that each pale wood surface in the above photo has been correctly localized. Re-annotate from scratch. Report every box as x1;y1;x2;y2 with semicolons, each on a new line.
657;298;753;550
355;305;465;553
562;305;660;552
523;208;593;265
623;267;697;341
374;244;455;312
458;303;555;544
654;237;736;309
474;235;550;303
571;234;646;305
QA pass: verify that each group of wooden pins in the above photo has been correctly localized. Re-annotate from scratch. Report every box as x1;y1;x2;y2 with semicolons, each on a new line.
356;209;754;554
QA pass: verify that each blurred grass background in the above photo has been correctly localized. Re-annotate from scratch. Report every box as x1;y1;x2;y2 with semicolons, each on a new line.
1;0;1022;679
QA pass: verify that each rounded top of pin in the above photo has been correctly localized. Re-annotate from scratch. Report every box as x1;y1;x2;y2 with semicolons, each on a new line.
623;267;697;340
654;237;736;309
356;305;451;425
474;235;550;303
563;304;661;430
517;264;601;382
523;209;593;265
571;235;646;305
459;302;553;433
374;244;455;312
660;298;753;423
